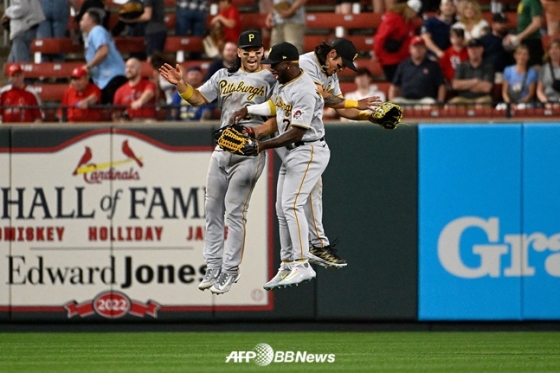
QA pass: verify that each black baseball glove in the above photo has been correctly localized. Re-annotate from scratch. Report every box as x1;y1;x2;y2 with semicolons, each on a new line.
370;101;402;130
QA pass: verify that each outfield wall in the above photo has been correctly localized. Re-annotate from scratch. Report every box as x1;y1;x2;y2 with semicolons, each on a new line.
0;122;558;322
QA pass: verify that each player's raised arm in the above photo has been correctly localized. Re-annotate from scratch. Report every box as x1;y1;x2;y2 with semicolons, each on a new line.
159;63;208;106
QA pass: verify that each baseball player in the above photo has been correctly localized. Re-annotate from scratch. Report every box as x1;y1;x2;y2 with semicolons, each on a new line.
230;42;330;290
299;39;382;269
159;30;277;294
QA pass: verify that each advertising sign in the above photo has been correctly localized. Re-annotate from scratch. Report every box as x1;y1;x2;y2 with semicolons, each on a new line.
521;124;560;319
418;124;523;320
0;128;274;320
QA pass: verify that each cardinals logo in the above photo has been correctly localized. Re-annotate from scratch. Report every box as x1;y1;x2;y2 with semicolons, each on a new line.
72;140;143;184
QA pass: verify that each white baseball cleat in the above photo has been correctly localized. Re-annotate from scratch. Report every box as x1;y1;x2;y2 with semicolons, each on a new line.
263;263;292;291
277;261;316;288
198;267;221;291
210;271;240;294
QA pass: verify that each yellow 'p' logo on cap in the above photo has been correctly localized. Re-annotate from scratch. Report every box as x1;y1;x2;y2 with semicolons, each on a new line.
249;34;254;42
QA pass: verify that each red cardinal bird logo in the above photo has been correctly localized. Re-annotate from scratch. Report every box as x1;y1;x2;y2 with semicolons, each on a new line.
122;140;143;167
72;146;92;175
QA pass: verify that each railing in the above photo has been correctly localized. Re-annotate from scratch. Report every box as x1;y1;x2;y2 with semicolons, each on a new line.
2;103;560;124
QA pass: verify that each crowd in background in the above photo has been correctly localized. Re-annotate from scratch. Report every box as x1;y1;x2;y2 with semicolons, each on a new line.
0;0;559;122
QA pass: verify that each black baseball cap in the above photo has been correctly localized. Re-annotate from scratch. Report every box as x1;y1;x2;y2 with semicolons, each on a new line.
261;42;299;65
331;39;358;71
492;12;508;23
238;30;263;49
466;38;484;48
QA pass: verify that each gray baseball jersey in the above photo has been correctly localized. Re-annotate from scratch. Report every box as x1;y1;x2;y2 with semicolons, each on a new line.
199;67;277;127
273;70;325;142
271;70;331;263
297;51;341;249
299;52;343;97
197;67;277;276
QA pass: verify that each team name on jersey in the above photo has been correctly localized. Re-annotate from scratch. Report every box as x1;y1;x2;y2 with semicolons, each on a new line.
273;96;293;117
218;80;266;100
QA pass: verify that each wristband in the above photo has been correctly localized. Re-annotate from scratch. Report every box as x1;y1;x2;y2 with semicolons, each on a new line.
179;83;195;101
344;99;359;109
357;111;371;121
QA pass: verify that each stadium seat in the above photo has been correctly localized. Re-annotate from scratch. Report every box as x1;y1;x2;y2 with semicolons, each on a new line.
305;12;381;30
29;83;69;102
30;38;83;63
163;36;205;62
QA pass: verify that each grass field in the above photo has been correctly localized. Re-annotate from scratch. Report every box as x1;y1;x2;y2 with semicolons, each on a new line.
1;331;559;373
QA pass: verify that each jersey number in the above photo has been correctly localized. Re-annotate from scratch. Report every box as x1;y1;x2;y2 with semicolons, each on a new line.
282;119;291;132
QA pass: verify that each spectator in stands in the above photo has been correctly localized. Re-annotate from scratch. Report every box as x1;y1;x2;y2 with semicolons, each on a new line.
372;0;395;14
439;27;469;83
58;67;103;122
119;0;167;62
389;36;446;105
536;39;560;104
479;12;514;74
502;0;543;68
266;0;308;53
421;0;457;60
541;0;560;37
373;0;422;82
175;0;208;40
335;0;359;14
80;10;127;104
150;52;177;106
451;0;488;42
3;0;46;62
171;66;214;121
453;0;466;17
324;68;387;119
36;0;71;62
112;57;157;121
0;64;43;122
209;0;241;50
502;44;538;105
74;0;109;29
449;38;494;105
346;68;388;103
204;41;238;81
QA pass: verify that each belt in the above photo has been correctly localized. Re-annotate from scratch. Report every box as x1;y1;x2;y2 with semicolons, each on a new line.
287;137;325;150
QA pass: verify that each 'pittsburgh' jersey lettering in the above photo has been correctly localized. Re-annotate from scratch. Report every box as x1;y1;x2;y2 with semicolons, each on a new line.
218;80;266;101
274;95;293;117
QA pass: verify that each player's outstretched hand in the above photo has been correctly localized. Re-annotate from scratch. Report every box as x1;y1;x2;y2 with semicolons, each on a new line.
230;107;249;124
357;96;382;110
159;63;183;85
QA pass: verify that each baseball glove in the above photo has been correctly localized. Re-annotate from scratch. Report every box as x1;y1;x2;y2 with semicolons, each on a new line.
119;0;144;20
215;126;258;156
274;1;292;12
371;101;402;130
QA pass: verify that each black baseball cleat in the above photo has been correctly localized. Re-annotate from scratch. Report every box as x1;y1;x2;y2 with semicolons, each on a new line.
308;241;347;269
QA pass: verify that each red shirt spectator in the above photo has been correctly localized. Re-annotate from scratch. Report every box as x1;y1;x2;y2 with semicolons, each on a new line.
373;0;421;82
113;58;157;121
440;46;469;82
0;64;43;123
59;67;102;122
211;0;241;45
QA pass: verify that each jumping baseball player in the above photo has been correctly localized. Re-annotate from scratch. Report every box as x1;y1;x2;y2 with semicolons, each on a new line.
299;38;383;269
159;30;277;294
229;42;330;290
